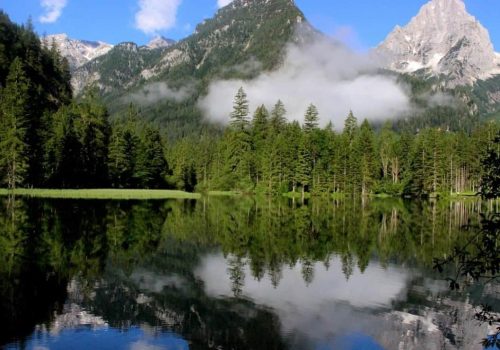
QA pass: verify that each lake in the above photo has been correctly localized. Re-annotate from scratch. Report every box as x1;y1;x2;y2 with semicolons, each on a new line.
0;196;498;350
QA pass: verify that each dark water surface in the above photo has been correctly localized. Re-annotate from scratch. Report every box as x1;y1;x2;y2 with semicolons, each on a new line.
0;197;498;350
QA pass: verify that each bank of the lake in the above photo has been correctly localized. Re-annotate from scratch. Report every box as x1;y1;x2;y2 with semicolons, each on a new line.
1;188;496;203
0;188;201;200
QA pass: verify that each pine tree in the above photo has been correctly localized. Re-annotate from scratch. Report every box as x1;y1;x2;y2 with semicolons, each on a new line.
230;87;250;131
295;134;312;201
270;100;287;131
303;104;319;132
251;105;269;187
108;126;137;188
341;111;360;194
108;105;140;188
0;58;30;189
356;120;377;196
135;126;168;188
76;88;111;187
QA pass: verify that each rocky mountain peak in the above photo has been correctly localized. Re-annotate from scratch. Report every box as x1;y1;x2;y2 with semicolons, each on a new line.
377;0;499;86
43;33;113;71
145;36;176;50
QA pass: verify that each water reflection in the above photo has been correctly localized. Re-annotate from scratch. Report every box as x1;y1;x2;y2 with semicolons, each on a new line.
0;196;496;349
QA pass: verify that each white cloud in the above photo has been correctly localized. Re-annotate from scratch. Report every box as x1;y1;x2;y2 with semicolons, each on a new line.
194;252;417;344
198;34;412;129
217;0;233;8
135;0;182;35
39;0;67;23
126;82;195;105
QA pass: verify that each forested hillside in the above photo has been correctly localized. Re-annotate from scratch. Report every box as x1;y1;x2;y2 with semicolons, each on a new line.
0;12;167;190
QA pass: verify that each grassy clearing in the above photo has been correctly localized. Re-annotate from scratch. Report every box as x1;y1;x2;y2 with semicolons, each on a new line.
0;188;201;200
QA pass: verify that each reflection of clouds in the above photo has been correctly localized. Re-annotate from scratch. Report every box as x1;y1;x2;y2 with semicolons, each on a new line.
196;254;409;309
130;340;162;350
195;253;412;346
130;340;163;350
130;269;187;294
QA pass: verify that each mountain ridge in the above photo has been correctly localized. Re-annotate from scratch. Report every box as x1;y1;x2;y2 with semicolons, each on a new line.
377;0;499;86
43;33;114;70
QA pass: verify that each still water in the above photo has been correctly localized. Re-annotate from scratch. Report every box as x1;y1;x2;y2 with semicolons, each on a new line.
0;197;497;350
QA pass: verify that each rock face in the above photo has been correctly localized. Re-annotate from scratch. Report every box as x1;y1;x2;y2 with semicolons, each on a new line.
377;0;500;86
145;36;176;50
43;33;113;70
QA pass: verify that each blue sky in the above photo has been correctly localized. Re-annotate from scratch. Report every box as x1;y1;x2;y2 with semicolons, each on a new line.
1;0;499;50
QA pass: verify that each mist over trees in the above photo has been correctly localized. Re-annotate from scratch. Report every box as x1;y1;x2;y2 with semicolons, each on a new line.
0;11;499;196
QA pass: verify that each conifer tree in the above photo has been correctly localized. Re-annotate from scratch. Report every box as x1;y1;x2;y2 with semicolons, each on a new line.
108;105;140;188
251;105;270;187
135;126;168;188
0;58;30;189
230;87;250;131
270;100;287;131
357;120;377;196
303;104;319;132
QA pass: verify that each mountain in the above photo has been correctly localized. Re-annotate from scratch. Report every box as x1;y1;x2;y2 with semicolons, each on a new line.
71;42;167;95
73;0;310;95
70;0;312;137
377;0;500;86
145;36;176;49
43;34;113;70
63;0;499;135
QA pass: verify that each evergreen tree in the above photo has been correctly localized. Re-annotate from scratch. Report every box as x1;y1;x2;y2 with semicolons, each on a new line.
76;89;111;187
230;87;250;131
108;127;138;188
0;58;30;189
480;131;500;199
341;111;360;194
356;120;377;196
303;104;319;132
251;105;269;187
135;126;168;188
270;100;286;131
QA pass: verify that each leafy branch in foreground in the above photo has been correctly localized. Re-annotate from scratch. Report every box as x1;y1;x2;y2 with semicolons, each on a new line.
434;131;500;348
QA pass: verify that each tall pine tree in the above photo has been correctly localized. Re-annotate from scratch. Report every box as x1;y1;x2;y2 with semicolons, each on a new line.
0;58;30;189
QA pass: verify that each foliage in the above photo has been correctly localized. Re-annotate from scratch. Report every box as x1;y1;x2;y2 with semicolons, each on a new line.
433;129;500;348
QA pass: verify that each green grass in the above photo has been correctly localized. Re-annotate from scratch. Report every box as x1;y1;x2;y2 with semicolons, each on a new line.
206;191;241;196
0;188;201;200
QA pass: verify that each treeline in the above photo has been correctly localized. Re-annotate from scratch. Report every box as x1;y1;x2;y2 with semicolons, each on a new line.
168;88;500;196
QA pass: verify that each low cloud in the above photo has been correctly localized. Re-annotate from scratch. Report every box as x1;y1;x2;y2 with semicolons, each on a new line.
39;0;67;23
217;0;233;8
127;82;194;105
135;0;182;35
221;57;263;77
424;91;458;108
198;34;414;128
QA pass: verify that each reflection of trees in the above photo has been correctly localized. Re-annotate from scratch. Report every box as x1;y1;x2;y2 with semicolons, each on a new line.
165;197;483;286
228;255;246;297
0;198;68;346
0;195;491;348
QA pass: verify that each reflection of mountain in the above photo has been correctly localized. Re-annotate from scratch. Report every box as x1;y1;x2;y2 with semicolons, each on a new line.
0;197;496;349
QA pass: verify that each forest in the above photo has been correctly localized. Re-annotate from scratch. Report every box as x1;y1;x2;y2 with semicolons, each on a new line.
0;12;499;197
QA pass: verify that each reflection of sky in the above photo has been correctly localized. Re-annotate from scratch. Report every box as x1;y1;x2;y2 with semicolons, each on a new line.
195;253;412;348
4;327;188;350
